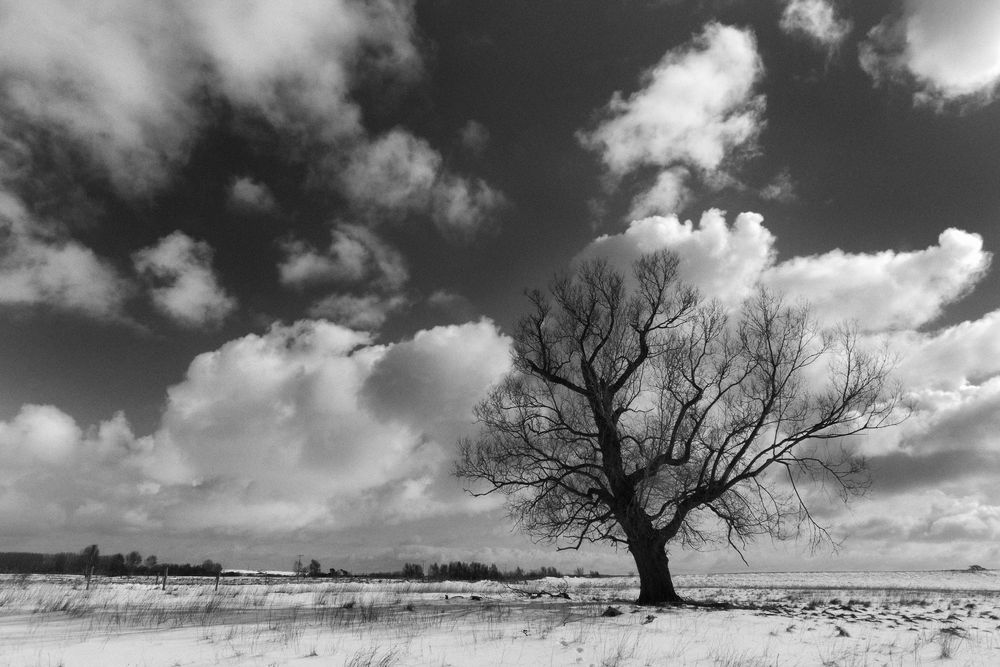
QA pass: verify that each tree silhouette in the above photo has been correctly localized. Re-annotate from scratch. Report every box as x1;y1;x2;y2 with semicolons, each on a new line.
458;251;901;604
125;551;142;575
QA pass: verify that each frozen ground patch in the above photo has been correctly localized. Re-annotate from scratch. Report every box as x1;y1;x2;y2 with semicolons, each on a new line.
1;572;999;665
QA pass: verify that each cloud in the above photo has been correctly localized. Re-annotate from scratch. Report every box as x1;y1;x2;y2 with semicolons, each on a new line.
0;192;132;318
189;0;420;143
308;293;408;330
341;129;506;238
0;404;183;535
427;289;476;322
580;23;764;216
133;232;237;328
836;490;1000;557
780;0;852;53
430;174;506;241
0;318;512;538
280;224;410;330
279;224;408;290
627;168;691;220
341;129;440;214
893;310;1000;391
227;177;276;214
0;0;502;241
759;169;797;203
860;0;1000;106
0;0;201;195
763;228;990;330
576;209;776;306
578;212;990;330
155;318;509;530
362;319;513;436
0;0;423;195
459;120;490;155
849;319;1000;484
0;404;81;465
0;0;504;333
0;0;464;323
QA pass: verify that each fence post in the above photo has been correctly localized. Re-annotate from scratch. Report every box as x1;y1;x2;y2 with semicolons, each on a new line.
162;566;168;591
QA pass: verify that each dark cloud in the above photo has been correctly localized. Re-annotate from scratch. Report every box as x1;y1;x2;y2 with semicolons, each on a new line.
867;449;1000;493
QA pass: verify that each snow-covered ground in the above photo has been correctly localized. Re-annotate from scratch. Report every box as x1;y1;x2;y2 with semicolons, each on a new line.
1;571;999;665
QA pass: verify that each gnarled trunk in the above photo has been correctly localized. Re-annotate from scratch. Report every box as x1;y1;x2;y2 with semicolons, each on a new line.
630;540;682;605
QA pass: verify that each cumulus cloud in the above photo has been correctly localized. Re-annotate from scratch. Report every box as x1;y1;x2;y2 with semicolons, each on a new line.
308;293;408;330
0;0;491;320
860;0;1000;106
0;192;131;318
341;129;505;238
227;177;276;214
780;0;852;53
580;23;764;216
627;168;691;220
764;228;990;330
341;130;440;214
759;169;797;203
0;318;512;538
0;404;81;465
0;0;201;195
578;212;990;330
844;313;1000;488
893;310;1000;391
0;404;183;535
280;224;410;330
430;174;506;240
133;232;237;328
0;0;422;195
362;319;512;435
824;341;1000;564
0;0;503;333
189;0;420;143
577;209;776;306
279;224;408;290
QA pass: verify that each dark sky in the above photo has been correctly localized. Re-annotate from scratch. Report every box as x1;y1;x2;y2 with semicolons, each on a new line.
1;0;1000;572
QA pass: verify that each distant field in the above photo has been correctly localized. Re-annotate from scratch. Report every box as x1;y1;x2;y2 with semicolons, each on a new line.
1;571;999;665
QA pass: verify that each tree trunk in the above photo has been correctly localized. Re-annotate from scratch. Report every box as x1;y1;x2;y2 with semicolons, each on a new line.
630;541;683;605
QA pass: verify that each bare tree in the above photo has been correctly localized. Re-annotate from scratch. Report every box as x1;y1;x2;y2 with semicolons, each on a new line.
81;544;99;589
457;251;901;605
293;555;304;578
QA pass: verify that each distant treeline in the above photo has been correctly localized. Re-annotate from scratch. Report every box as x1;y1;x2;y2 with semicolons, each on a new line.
394;561;577;581
2;550;593;582
0;548;222;577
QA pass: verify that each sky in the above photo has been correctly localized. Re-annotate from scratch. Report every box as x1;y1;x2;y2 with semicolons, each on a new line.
1;0;1000;575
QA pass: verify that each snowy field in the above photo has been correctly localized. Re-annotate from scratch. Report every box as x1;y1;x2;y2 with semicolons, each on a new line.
2;571;1000;666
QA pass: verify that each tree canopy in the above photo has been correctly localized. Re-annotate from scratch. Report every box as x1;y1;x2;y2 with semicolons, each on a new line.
458;251;902;604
